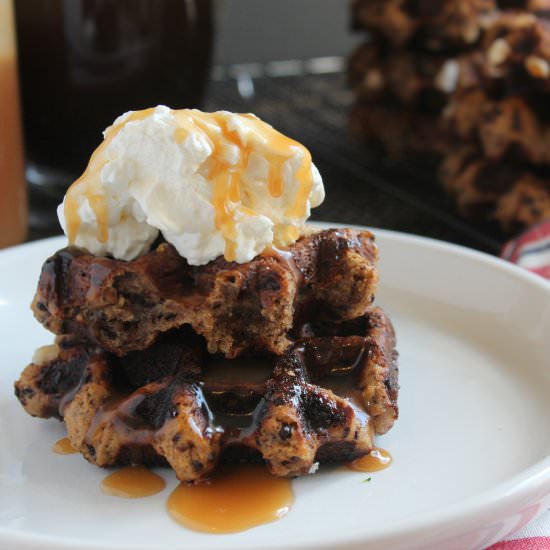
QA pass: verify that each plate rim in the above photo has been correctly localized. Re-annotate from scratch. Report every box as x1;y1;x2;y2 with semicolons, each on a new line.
1;225;549;550
2;225;549;293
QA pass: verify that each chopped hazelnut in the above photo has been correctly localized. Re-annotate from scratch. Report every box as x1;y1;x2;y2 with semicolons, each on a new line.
364;69;384;90
487;38;511;68
525;56;550;79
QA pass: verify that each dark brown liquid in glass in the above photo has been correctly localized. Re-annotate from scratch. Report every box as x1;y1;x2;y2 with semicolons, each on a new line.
14;0;213;192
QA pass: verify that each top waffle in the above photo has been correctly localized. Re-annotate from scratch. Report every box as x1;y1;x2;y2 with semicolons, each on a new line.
32;228;379;358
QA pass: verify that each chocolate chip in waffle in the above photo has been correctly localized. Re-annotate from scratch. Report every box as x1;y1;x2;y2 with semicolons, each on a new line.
15;307;398;483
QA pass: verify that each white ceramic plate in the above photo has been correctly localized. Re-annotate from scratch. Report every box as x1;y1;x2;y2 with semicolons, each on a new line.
1;227;549;550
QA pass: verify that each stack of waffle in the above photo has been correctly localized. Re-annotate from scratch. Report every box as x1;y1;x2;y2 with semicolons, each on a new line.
349;0;550;231
348;0;495;157
441;9;550;231
14;228;399;483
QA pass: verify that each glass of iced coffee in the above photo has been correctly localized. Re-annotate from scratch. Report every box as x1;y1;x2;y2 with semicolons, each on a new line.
0;0;27;249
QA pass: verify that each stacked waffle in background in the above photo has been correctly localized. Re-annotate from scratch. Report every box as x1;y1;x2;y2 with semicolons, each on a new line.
441;9;550;231
348;0;495;157
349;0;550;232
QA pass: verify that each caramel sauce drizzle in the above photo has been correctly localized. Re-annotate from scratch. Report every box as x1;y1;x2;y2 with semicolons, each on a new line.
101;465;166;498
167;464;293;533
84;391;153;448
63;108;314;262
262;244;304;285
52;437;77;455
347;448;393;472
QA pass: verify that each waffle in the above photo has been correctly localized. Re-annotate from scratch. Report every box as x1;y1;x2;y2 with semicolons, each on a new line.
443;88;550;164
31;228;379;358
351;0;496;49
15;307;399;483
481;12;550;93
348;42;455;110
440;145;550;229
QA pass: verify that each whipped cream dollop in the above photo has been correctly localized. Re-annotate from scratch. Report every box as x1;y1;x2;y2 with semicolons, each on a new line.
58;106;325;265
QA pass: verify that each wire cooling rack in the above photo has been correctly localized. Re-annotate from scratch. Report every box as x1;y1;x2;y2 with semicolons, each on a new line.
30;59;505;253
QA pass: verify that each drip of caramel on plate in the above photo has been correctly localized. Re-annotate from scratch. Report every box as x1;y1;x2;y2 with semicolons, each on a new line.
101;465;166;498
347;448;393;472
167;464;294;533
52;437;77;455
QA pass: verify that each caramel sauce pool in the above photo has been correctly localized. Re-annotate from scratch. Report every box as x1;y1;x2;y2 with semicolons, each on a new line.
167;464;294;533
347;448;393;472
101;466;166;498
52;435;388;531
52;437;77;455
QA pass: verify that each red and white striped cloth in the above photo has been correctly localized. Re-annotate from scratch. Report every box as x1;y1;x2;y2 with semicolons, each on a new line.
489;220;550;548
486;510;550;549
501;220;550;280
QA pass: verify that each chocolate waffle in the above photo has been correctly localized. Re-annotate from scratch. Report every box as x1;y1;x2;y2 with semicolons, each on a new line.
31;228;379;358
443;88;550;164
15;307;399;483
351;0;496;49
481;12;550;93
348;42;456;110
440;145;550;230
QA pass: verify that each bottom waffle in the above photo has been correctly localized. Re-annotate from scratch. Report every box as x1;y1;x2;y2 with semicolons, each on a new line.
15;307;398;483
